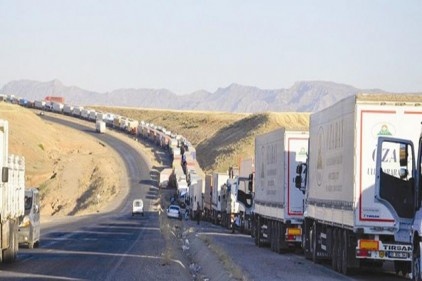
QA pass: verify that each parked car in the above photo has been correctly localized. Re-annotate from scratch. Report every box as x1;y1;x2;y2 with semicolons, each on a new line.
132;199;144;216
167;205;182;220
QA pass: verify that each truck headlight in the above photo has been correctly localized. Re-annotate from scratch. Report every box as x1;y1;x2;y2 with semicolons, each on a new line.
20;216;30;228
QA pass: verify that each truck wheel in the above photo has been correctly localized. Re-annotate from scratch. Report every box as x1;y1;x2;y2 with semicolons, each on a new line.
413;240;422;281
256;217;262;248
341;230;350;275
269;221;274;251
395;261;411;276
311;223;320;264
336;229;342;272
278;223;288;253
331;228;338;270
272;221;277;252
303;221;312;260
275;222;281;253
2;221;17;263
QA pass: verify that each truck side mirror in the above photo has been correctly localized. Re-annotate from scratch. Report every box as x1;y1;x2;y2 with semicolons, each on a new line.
2;167;8;183
247;173;254;192
296;164;303;174
295;175;302;189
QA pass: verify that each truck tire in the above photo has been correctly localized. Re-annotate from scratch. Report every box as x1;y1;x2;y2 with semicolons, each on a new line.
270;221;274;251
278;222;288;253
303;220;312;260
341;230;351;275
336;229;342;272
276;222;281;253
311;223;320;264
395;260;411;277
413;239;422;281
331;228;338;270
272;221;277;252
256;216;262;248
2;221;17;263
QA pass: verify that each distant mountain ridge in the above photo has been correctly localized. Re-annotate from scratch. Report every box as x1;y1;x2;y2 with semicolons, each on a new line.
1;79;389;112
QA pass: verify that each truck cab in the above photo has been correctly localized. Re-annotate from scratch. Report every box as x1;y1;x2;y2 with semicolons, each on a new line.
18;188;40;249
374;123;422;279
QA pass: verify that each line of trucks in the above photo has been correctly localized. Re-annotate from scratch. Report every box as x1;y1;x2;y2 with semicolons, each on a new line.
177;93;422;279
3;92;422;279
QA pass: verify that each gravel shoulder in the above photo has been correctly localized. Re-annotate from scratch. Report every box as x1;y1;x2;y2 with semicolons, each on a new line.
160;188;244;281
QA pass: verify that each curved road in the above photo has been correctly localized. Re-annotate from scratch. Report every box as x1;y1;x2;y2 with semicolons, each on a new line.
0;114;191;280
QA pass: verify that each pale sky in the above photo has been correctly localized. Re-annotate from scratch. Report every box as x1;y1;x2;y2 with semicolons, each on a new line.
1;0;421;95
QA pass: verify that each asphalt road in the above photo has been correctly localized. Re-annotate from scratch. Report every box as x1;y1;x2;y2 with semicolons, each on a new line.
0;114;192;281
192;222;410;281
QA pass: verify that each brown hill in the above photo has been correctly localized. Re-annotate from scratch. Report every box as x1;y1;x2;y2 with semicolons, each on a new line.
1;103;309;220
93;106;310;173
0;103;121;219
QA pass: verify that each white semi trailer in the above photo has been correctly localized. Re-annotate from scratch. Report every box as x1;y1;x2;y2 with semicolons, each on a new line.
188;175;204;219
253;128;309;252
295;93;422;276
0;119;25;263
95;120;106;134
211;173;229;225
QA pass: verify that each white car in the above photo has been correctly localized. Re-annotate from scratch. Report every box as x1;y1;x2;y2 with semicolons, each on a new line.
166;205;182;220
132;199;144;216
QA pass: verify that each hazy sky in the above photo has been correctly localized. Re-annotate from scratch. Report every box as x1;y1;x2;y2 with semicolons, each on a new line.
1;0;421;94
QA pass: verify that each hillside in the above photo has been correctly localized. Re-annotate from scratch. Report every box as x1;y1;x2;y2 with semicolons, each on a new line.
1;102;309;220
0;103;122;218
92;106;310;173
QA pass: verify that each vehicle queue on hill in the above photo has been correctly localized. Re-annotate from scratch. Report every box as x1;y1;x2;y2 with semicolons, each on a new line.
3;92;422;280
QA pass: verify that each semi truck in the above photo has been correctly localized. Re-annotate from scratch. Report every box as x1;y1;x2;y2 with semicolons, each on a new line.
0;119;26;263
222;173;254;232
253;128;309;253
203;174;213;221
295;93;422;276
188;175;204;219
211;173;229;225
235;158;255;233
96;120;106;134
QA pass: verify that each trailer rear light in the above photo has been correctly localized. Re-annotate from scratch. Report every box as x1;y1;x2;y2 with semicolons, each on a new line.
356;249;370;257
286;235;295;241
359;240;379;251
286;228;301;236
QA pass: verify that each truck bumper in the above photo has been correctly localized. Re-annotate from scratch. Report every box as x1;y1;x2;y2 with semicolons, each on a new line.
356;240;412;261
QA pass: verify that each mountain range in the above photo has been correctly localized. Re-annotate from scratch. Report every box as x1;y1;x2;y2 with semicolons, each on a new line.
0;79;392;113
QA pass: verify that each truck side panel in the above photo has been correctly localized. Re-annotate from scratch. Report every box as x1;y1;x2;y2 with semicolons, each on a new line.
306;96;355;227
255;129;308;221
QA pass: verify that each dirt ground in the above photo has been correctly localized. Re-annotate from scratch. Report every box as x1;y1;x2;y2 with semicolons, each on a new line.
1;103;130;220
